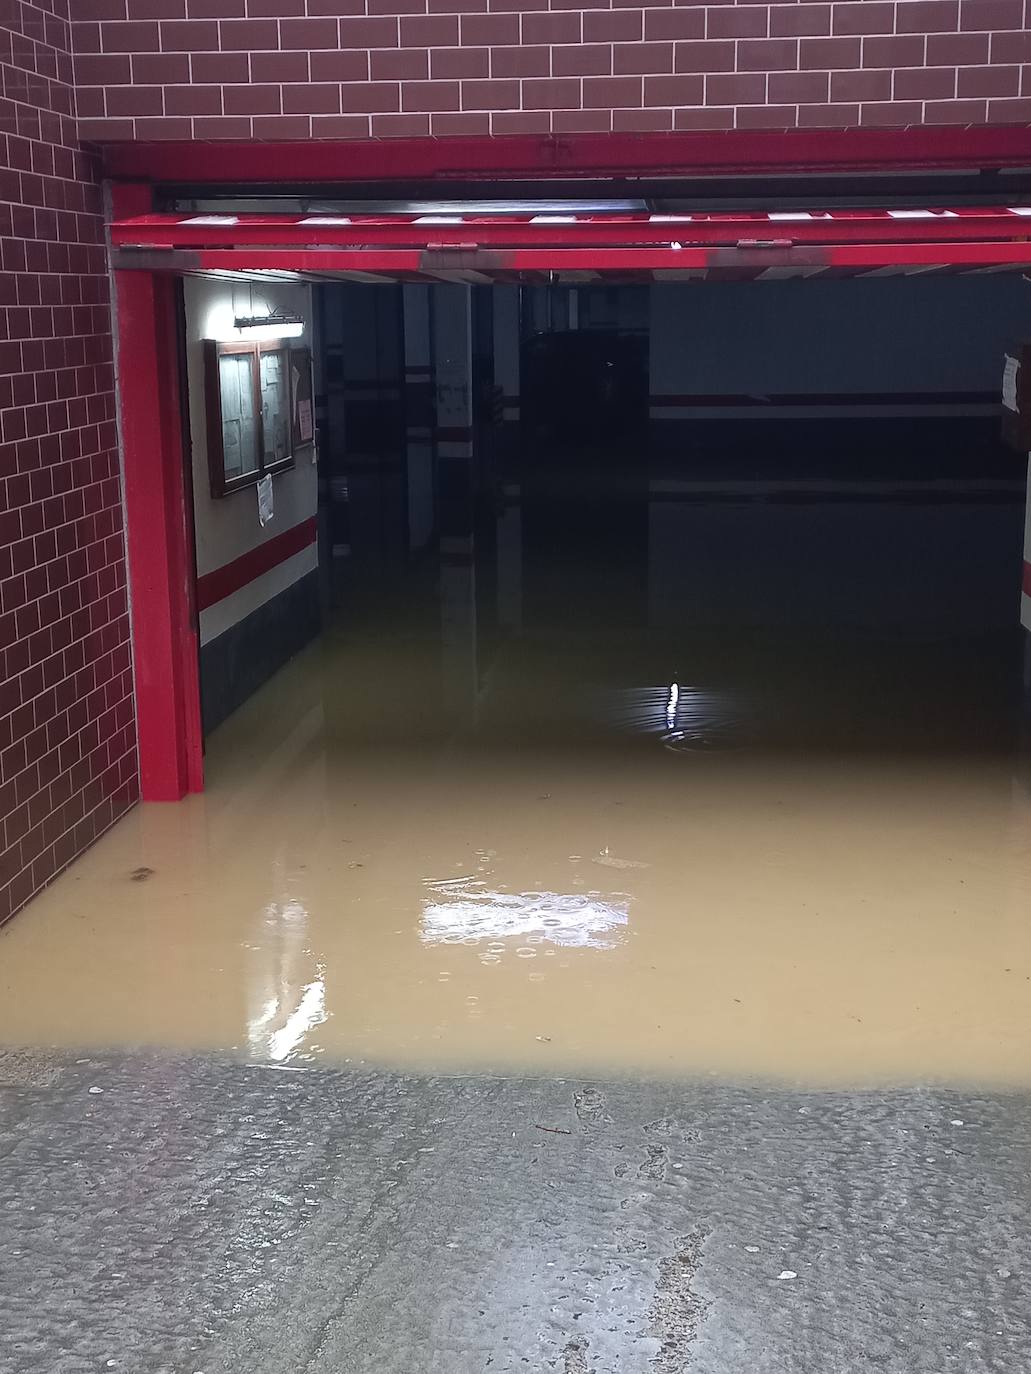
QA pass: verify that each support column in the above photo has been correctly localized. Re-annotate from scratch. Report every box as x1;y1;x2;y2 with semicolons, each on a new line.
433;284;475;538
492;285;521;457
336;284;406;570
113;233;204;800
648;283;688;448
402;284;435;555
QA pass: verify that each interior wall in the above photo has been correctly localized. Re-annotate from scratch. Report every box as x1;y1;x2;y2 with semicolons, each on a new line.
646;275;1031;637
579;286;650;333
650;276;1031;418
183;277;319;733
649;495;1025;635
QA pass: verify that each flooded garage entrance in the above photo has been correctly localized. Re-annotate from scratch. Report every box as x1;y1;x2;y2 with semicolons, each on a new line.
1;390;1028;1084
10;172;1031;1374
8;194;1031;1083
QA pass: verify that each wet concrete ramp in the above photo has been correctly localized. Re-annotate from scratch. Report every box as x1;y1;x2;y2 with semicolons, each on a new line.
1;1051;1028;1374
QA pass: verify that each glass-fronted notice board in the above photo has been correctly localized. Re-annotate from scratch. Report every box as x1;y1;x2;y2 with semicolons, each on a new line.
205;340;312;498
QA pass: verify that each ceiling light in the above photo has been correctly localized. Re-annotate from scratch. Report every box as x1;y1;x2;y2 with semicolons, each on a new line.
233;312;304;339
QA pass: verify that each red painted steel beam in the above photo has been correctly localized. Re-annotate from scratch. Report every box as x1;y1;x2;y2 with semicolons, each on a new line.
113;184;204;801
195;249;426;273
110;207;1031;252
815;240;1031;268
510;240;1031;269
101;127;1031;186
112;240;1031;278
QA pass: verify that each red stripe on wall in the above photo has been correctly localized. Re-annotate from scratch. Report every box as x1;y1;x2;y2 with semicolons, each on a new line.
196;516;318;612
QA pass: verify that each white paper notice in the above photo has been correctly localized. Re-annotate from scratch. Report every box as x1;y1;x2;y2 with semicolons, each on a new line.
1003;355;1019;412
257;473;274;526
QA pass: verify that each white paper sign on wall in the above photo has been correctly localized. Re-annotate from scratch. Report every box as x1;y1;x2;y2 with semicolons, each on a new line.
1003;355;1019;412
257;473;274;527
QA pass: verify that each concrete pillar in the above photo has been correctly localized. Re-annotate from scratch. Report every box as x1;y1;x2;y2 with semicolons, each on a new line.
492;285;521;448
402;284;435;555
328;284;405;570
433;284;474;540
317;286;350;560
648;283;690;447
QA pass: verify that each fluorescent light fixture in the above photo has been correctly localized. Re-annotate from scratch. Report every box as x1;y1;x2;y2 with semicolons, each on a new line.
233;312;304;339
887;209;957;219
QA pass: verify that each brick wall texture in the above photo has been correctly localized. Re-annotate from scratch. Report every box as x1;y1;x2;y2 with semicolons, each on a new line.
72;0;1031;141
1;0;139;924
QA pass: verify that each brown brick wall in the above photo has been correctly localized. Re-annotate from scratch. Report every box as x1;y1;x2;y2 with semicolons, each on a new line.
1;0;139;924
72;0;1031;141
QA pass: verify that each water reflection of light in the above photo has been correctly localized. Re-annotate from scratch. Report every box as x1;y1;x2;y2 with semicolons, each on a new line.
602;683;747;750
247;896;328;1062
267;967;327;1062
666;681;679;733
421;878;628;949
248;965;328;1062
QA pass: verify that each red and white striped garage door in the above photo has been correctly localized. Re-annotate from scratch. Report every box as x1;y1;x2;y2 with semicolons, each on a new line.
110;205;1031;283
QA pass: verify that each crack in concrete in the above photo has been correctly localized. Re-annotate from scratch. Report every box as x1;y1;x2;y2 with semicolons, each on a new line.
649;1232;711;1372
562;1336;592;1373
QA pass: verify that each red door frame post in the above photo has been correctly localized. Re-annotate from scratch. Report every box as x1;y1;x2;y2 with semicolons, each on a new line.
112;182;204;800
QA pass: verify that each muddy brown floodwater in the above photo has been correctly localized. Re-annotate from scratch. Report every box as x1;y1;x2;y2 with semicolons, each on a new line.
2;454;1030;1086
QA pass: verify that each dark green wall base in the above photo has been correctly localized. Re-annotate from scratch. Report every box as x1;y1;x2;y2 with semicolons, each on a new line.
200;569;321;736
